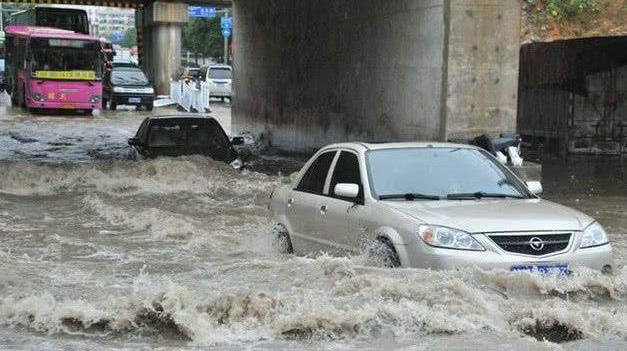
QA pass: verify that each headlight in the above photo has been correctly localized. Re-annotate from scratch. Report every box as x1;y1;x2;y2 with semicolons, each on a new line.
144;87;154;94
418;225;485;251
90;94;101;103
113;86;124;93
32;93;44;101
580;222;609;248
229;158;243;170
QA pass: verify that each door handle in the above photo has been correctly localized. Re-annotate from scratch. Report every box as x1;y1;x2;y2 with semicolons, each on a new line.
320;205;327;215
287;198;294;207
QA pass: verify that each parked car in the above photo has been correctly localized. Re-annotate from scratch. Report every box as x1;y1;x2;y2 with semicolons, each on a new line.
0;59;5;92
104;65;154;111
128;116;243;168
182;67;201;84
269;142;613;273
205;65;232;101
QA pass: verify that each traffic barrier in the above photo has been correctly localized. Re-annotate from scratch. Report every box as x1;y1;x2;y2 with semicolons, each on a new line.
169;80;211;113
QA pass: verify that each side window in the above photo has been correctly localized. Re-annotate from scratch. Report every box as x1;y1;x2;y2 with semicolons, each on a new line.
295;151;336;195
330;151;362;201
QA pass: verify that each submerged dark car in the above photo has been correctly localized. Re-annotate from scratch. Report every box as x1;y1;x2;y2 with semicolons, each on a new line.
104;66;154;111
128;116;243;168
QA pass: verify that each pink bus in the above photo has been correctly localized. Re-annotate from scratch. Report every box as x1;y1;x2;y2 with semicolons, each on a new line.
5;26;103;113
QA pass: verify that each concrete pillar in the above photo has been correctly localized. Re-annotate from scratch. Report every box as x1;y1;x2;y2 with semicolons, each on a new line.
137;2;187;95
233;0;521;152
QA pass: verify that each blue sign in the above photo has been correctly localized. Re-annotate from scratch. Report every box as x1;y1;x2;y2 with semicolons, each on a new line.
110;31;124;43
221;16;232;29
188;6;216;18
221;28;232;38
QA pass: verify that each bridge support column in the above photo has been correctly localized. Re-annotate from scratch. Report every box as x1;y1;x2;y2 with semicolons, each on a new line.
136;2;187;95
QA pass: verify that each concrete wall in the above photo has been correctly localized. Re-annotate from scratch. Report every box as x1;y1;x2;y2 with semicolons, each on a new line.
445;0;520;141
233;0;520;152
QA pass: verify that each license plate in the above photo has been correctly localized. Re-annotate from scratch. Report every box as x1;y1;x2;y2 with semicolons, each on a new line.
511;263;570;275
128;98;141;103
61;104;75;109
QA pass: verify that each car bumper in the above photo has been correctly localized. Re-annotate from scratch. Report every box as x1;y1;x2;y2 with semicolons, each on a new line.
26;100;101;110
210;86;231;97
112;93;154;106
404;241;613;272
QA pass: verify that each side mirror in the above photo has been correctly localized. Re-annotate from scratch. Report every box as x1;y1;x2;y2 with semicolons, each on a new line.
334;183;359;199
526;181;543;195
231;136;244;145
128;137;141;146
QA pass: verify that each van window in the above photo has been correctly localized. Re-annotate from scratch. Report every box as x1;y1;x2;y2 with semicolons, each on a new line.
208;68;232;80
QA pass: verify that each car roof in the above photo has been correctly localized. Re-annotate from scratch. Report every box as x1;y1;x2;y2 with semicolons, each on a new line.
321;141;479;152
145;115;219;122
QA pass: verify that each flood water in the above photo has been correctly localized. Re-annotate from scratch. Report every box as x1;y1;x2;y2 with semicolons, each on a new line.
0;102;625;350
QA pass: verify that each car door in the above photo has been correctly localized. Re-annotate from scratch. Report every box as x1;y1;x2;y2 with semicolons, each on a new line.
317;150;364;253
286;151;337;253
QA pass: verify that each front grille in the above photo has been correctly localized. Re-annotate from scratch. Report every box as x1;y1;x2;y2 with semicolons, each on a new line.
489;233;571;256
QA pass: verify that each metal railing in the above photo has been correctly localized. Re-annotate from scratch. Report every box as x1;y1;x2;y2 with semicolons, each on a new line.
169;80;211;113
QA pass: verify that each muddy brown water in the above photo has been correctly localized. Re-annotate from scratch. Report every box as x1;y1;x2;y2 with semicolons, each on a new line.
0;104;625;350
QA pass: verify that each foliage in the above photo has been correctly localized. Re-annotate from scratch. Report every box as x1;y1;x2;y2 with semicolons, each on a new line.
182;17;227;61
119;27;137;48
544;0;601;21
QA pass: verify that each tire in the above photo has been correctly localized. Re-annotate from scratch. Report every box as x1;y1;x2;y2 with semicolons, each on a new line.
272;224;294;254
109;97;117;111
369;238;401;268
20;85;26;108
83;109;93;116
146;103;153;111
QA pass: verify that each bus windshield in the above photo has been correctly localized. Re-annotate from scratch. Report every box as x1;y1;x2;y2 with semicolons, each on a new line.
30;38;102;79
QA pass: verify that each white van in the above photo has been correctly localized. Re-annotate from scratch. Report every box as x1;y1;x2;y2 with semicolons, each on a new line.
206;65;232;101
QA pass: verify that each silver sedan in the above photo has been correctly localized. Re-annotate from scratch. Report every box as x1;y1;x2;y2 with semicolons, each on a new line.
269;142;613;274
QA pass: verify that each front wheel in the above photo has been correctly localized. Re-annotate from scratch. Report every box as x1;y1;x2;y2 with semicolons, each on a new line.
109;97;117;111
368;238;401;268
146;103;153;111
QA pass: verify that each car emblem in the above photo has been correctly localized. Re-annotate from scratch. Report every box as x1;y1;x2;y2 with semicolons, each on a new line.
529;237;544;251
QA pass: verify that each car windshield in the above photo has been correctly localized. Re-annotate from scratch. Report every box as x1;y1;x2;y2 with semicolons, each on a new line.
366;147;529;199
208;68;231;79
111;68;149;85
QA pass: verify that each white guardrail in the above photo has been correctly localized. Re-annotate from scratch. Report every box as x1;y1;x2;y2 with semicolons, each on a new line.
169;80;211;113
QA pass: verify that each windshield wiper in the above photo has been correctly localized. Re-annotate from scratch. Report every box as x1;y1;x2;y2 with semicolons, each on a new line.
379;193;441;201
447;191;526;200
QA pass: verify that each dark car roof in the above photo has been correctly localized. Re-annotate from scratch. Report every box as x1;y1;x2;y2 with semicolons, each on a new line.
145;115;219;122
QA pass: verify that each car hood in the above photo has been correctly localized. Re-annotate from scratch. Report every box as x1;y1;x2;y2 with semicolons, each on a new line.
386;199;593;233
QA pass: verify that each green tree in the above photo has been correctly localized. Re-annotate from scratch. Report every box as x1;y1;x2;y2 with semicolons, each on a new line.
119;27;137;48
182;17;228;62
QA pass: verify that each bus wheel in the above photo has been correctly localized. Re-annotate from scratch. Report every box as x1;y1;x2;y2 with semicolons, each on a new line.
20;86;27;108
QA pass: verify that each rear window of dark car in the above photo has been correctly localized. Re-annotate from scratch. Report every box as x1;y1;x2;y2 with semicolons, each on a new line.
188;122;229;147
149;123;186;146
148;120;228;147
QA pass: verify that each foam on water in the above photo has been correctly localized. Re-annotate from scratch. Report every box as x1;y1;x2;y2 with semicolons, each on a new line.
0;157;625;350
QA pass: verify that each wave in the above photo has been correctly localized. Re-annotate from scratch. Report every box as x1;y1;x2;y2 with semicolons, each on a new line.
0;157;281;197
0;260;624;345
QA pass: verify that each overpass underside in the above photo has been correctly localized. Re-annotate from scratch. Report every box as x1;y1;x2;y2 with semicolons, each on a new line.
232;0;521;152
